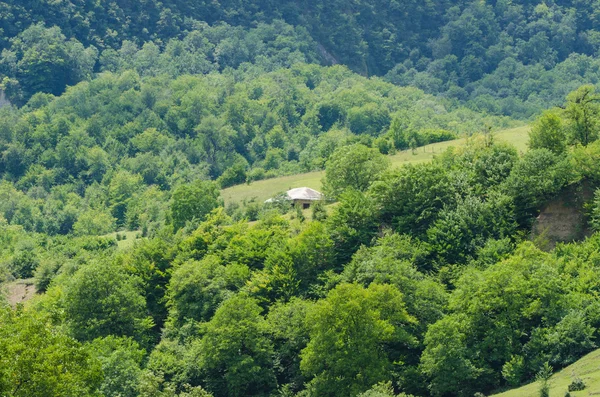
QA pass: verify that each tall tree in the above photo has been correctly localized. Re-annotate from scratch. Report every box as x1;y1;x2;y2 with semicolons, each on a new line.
566;85;600;146
195;295;276;397
322;143;390;199
0;307;103;397
301;283;415;397
171;180;222;230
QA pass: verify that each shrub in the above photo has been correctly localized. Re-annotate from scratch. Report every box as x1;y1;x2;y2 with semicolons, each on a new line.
10;250;39;278
568;378;585;391
33;261;60;292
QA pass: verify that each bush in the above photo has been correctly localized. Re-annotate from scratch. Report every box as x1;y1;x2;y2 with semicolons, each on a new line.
247;168;266;182
244;202;262;221
568;378;585;391
217;159;248;188
33;261;60;292
311;200;327;221
420;129;457;145
502;356;525;387
10;250;39;278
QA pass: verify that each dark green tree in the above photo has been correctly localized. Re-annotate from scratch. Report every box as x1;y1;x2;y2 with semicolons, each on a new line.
565;85;600;146
63;261;153;344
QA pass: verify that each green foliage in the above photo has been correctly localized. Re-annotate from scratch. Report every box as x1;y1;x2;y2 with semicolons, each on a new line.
0;23;97;102
420;240;600;395
87;336;145;397
590;189;600;233
62;261;153;345
322;144;390;198
500;149;570;226
326;189;379;264
7;2;600;396
568;377;586;392
529;110;567;155
565;85;600;146
194;295;277;397
370;161;457;236
0;307;103;396
357;382;397;397
536;363;553;397
171;181;222;230
420;315;483;397
121;237;177;331
426;193;517;265
266;298;312;393
342;232;446;337
73;208;117;236
167;255;249;326
301;283;415;397
502;356;526;387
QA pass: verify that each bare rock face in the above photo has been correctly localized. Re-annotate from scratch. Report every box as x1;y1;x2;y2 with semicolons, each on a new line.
532;182;593;250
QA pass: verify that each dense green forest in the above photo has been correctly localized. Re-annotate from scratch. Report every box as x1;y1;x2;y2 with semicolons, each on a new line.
4;0;600;396
0;63;515;236
4;0;600;115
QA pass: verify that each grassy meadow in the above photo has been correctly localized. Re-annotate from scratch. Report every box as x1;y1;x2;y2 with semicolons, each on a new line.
492;348;600;397
221;125;531;205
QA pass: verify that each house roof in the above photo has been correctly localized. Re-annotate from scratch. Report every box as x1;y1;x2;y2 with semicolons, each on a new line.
265;187;324;203
286;187;324;201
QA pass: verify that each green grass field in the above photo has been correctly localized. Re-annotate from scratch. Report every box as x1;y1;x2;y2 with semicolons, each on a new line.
221;125;531;205
492;348;600;397
103;230;143;250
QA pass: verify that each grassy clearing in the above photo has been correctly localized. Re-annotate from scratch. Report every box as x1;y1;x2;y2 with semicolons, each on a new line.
221;125;531;205
102;230;143;250
492;348;600;397
221;170;325;205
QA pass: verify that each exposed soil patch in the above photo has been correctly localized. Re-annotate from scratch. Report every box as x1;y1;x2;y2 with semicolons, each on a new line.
4;278;36;306
532;182;594;250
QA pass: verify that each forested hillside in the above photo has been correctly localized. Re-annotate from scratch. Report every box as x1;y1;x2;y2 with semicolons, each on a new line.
6;118;600;396
0;64;513;237
3;0;600;115
4;0;600;396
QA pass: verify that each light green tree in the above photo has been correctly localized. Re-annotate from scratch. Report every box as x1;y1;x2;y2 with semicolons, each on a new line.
322;143;390;198
171;180;222;230
301;283;415;397
0;307;103;396
528;110;567;155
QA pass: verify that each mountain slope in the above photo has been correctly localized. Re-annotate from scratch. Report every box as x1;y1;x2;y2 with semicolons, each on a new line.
493;348;600;397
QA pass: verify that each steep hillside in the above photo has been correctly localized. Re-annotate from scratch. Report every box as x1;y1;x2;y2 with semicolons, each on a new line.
493;348;600;397
0;63;515;237
3;0;600;115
